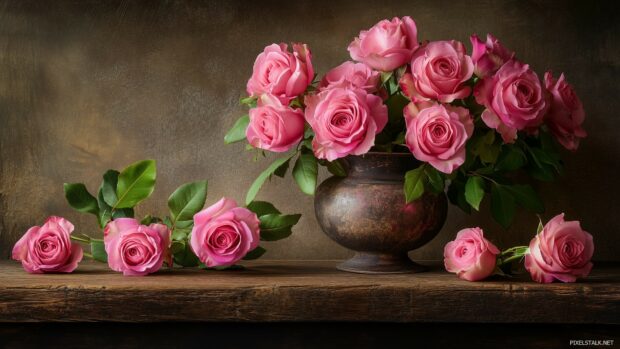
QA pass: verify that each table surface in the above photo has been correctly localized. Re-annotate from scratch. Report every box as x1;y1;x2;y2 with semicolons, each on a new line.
0;260;618;323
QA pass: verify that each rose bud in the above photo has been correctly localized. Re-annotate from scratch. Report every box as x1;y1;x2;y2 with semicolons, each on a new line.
190;197;260;267
544;72;587;151
525;213;594;283
444;227;500;281
246;43;314;104
405;103;474;174
246;93;305;152
12;216;83;273
304;87;387;161
348;16;419;72
104;218;171;276
470;34;514;77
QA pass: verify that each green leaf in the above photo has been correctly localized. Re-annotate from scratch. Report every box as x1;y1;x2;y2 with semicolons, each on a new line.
246;154;296;205
170;240;185;255
299;138;313;151
392;131;406;145
537;218;544;234
465;176;485;211
112;207;134;219
97;188;112;228
174;220;194;229
114;159;157;209
292;153;318;195
447;179;471;214
325;159;347;177
171;227;191;241
242;246;267;260
140;214;162;225
259;213;302;241
495;146;526;171
240;96;257;106
246;201;281;217
64;183;99;215
224;115;250;144
425;166;444;193
173;241;200;267
163;216;173;229
167;180;208;223
304;127;314;139
273;158;291;178
491;184;516;229
385;92;409;125
90;239;108;263
529;147;561;171
101;170;120;207
96;172;134;228
504;184;544;213
527;162;555;182
472;130;500;164
380;71;393;85
404;167;425;203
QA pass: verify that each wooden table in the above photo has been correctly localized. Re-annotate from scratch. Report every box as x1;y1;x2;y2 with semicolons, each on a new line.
0;260;618;323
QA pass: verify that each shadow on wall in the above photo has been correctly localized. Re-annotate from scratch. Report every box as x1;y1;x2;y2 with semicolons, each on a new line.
0;0;619;260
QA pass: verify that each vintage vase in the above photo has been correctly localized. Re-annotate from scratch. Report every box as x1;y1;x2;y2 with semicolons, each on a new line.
314;152;448;274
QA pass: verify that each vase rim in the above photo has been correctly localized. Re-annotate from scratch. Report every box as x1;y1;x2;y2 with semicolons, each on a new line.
357;151;414;157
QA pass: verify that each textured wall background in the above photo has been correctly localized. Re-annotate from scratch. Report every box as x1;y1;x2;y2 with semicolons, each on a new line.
1;0;618;261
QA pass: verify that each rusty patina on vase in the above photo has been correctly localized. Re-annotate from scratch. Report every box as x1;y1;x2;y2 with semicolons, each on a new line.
314;152;448;274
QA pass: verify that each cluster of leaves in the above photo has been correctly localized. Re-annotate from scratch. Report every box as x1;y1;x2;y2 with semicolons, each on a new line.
64;159;157;262
64;160;301;267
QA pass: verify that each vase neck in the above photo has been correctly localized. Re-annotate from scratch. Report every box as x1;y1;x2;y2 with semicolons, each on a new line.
344;153;420;181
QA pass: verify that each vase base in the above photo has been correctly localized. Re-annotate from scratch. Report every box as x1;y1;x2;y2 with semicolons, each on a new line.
337;252;427;274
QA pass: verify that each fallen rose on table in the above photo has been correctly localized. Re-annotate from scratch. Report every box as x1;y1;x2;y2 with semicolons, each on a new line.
12;159;301;276
443;213;594;283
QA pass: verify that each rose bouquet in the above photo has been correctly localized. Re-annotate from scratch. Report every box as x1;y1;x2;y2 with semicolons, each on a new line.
226;16;586;228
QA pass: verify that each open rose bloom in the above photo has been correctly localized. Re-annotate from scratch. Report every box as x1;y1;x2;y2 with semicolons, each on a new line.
12;216;83;273
104;218;171;276
230;16;586;229
444;227;500;281
525;214;594;283
190;197;260;267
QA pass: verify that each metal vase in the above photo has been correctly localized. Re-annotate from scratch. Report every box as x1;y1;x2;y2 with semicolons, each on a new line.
314;152;448;274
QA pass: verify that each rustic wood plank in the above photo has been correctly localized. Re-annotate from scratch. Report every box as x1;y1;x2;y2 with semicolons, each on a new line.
0;260;618;323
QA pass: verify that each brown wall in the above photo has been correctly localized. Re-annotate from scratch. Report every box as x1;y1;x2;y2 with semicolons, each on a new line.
1;0;619;261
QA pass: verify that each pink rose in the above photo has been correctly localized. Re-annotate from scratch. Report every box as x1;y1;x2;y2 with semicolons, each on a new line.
470;34;514;77
444;227;500;281
246;94;305;152
525;213;594;283
405;103;474;174
348;16;419;72
246;43;314;104
190;197;260;267
474;60;549;143
304;87;388;161
319;61;380;93
544;72;587;151
400;40;474;103
12;216;83;274
104;218;170;276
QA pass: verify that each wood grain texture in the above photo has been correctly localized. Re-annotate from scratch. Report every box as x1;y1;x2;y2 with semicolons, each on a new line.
0;260;618;323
